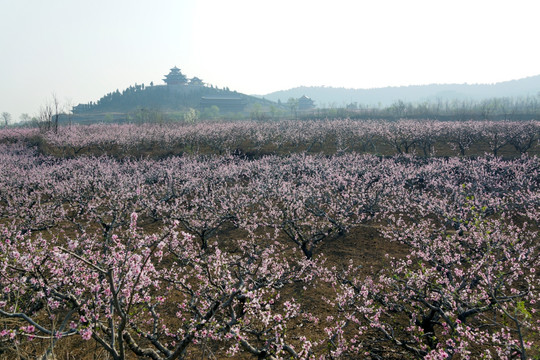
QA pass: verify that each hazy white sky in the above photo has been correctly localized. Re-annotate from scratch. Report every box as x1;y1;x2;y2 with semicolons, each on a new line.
1;0;539;120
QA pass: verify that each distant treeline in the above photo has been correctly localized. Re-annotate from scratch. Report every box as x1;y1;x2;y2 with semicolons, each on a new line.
299;95;540;121
29;91;540;128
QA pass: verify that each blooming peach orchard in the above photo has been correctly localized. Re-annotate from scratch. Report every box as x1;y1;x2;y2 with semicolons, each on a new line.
3;119;538;158
0;119;539;359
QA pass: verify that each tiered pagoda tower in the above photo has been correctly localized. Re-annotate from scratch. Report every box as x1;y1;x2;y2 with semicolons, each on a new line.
163;66;187;85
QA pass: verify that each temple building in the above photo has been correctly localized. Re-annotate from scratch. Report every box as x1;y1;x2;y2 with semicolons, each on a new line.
298;95;315;111
189;77;205;86
163;66;187;86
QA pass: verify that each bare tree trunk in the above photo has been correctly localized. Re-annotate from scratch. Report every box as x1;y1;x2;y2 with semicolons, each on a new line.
52;94;61;134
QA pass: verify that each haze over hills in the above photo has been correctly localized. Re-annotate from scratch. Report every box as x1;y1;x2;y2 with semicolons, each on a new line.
66;72;540;125
259;75;540;108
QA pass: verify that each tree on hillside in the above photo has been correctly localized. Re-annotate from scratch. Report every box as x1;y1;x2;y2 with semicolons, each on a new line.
19;113;31;123
1;112;11;127
287;97;298;119
51;94;63;133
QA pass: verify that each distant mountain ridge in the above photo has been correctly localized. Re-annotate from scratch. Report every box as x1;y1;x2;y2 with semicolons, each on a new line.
259;75;540;107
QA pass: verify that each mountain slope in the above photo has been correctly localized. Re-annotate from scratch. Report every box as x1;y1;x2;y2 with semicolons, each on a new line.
259;75;540;107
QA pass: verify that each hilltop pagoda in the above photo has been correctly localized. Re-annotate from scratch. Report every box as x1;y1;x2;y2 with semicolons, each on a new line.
163;66;187;85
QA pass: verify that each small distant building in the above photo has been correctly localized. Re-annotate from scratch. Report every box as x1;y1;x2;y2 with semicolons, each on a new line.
163;66;187;86
189;77;205;86
200;96;246;113
298;95;315;111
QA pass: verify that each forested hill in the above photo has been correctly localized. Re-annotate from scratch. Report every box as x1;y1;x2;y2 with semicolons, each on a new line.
260;75;540;107
73;84;275;115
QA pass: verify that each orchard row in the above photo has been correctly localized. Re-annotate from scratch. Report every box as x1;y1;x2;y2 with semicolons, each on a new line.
2;144;539;248
2;118;540;157
0;144;539;359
